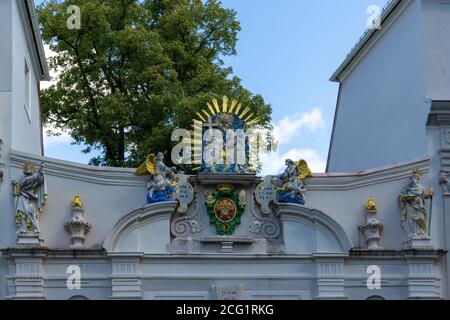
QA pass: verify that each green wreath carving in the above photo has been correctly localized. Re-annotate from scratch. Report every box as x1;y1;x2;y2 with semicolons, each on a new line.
205;186;245;235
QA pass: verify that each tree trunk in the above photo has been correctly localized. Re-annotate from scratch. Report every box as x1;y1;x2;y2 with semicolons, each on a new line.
118;127;125;163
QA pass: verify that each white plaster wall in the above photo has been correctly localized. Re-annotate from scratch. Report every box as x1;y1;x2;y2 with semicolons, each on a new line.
0;0;45;299
425;123;450;296
11;0;43;156
422;0;450;100
0;93;14;299
14;161;149;249
2;151;445;300
7;151;437;253
0;0;12;91
29;255;443;300
308;166;439;251
328;0;429;172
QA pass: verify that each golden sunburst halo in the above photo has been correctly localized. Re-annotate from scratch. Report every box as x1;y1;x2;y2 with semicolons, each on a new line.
189;96;261;167
193;96;257;129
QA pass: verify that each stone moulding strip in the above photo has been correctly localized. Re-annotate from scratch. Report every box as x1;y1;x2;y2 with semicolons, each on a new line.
309;157;430;190
10;149;147;187
349;249;447;259
201;236;254;244
10;150;429;190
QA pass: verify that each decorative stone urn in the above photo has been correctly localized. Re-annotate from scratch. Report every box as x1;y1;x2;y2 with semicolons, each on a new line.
359;197;384;250
65;194;92;249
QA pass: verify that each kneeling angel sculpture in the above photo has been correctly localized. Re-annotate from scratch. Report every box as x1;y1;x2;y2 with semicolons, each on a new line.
135;152;177;204
272;159;313;205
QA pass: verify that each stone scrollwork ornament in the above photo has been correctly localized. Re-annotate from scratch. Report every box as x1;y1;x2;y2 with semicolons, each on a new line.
174;174;194;213
238;189;247;207
398;169;434;238
255;176;276;214
271;159;313;205
11;162;47;244
135;152;177;204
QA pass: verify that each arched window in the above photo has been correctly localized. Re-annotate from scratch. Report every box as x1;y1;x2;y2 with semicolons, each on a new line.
366;295;385;300
69;295;89;300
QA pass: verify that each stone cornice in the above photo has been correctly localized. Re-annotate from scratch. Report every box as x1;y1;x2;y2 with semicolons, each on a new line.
350;249;447;259
0;248;107;258
309;157;430;190
9;150;429;190
2;247;446;261
10;149;148;186
427;101;450;126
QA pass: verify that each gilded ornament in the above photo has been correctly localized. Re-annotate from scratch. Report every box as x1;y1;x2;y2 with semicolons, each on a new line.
71;193;84;208
365;197;377;211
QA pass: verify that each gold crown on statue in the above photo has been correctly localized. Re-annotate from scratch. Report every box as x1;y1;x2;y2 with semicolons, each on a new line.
23;162;36;172
412;169;423;177
217;184;234;192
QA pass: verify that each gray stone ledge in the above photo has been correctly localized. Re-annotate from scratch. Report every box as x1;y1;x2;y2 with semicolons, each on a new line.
350;248;447;259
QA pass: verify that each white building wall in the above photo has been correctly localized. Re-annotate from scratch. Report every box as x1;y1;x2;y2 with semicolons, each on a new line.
10;0;43;156
422;0;450;100
0;0;45;300
0;0;15;300
328;0;428;172
6;151;433;252
0;0;12;92
0;0;447;301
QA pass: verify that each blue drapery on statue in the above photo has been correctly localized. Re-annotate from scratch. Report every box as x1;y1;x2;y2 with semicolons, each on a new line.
147;186;175;204
276;190;305;205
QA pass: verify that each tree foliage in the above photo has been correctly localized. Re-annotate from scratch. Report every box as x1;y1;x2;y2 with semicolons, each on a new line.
38;0;272;167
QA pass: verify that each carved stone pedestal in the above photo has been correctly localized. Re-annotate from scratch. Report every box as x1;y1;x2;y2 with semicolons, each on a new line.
403;237;433;250
407;256;440;299
65;204;92;249
110;255;142;300
17;233;43;247
359;208;384;250
201;236;255;253
2;249;46;300
315;258;346;300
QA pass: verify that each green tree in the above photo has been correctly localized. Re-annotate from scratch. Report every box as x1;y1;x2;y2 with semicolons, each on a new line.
38;0;272;167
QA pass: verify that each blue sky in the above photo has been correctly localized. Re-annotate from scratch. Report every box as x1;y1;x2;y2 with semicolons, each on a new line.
41;0;389;174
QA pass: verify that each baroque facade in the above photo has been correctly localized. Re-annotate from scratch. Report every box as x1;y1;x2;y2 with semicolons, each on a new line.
0;0;449;300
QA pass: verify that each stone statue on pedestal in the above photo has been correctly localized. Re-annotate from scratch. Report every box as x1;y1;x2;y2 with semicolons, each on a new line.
11;162;47;238
398;169;433;239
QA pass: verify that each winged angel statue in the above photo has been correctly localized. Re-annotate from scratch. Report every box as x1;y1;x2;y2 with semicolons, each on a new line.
135;152;177;204
272;159;313;205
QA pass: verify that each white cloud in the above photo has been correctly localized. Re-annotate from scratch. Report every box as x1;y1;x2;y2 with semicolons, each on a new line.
273;108;325;145
43;125;73;148
259;148;326;176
